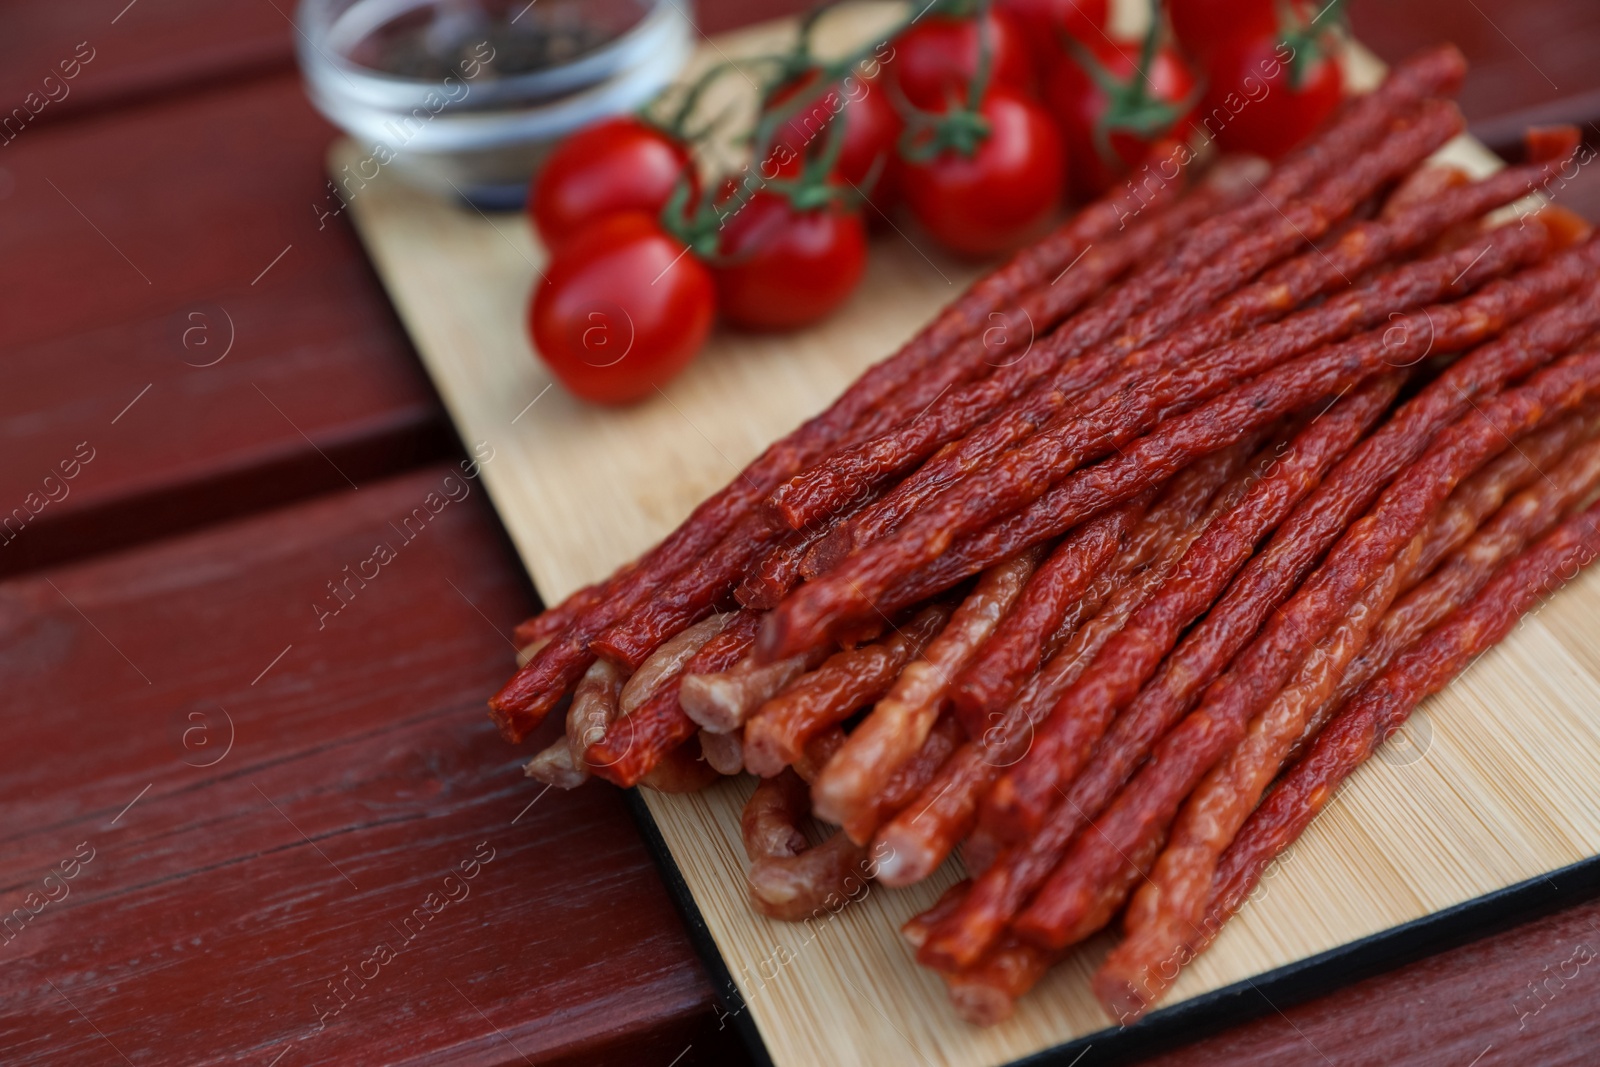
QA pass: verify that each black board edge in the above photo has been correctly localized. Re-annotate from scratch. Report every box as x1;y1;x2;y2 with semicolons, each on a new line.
625;785;1600;1067
1015;851;1600;1064
625;788;778;1067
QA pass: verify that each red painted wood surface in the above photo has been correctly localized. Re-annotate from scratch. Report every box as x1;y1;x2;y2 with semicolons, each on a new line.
0;74;448;577
0;466;741;1067
0;1;291;129
0;0;814;122
4;1;1600;1064
1144;898;1600;1066
1349;0;1600;153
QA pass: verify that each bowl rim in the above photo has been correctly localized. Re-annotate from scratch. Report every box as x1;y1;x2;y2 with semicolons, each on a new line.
295;0;684;113
305;5;692;152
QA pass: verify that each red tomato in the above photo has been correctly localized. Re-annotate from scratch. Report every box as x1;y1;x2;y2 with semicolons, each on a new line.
712;192;868;330
890;10;1035;111
529;213;715;404
900;87;1066;258
767;70;904;204
998;0;1109;73
1201;30;1342;160
1044;36;1198;200
1166;0;1276;65
530;117;695;249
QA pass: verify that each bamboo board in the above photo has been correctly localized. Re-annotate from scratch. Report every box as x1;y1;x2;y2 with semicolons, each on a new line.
337;6;1600;1064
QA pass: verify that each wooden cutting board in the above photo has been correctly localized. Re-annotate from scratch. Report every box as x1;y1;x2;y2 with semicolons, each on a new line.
337;5;1600;1064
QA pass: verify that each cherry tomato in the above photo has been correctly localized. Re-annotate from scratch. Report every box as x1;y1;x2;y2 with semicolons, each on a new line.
1044;35;1198;200
1202;29;1342;160
890;10;1035;111
900;86;1066;258
530;117;695;249
998;0;1109;74
768;70;903;204
1166;0;1276;65
529;213;715;404
712;191;868;330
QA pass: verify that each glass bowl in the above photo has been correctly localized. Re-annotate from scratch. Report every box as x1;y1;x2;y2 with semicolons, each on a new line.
296;0;694;208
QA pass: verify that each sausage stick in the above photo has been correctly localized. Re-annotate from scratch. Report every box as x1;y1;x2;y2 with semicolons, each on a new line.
812;549;1044;826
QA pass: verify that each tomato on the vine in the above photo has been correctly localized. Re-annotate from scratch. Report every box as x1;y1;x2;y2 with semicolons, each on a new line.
1044;34;1198;200
1199;20;1343;160
889;9;1035;111
529;117;695;249
529;212;715;404
900;86;1066;258
712;191;868;330
768;70;903;204
997;0;1109;74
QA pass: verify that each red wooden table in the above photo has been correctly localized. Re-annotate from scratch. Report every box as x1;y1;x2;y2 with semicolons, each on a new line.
5;3;1600;1064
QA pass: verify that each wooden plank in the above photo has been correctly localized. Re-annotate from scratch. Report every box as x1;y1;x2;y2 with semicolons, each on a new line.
0;73;450;577
0;464;745;1067
0;0;819;137
1141;897;1600;1065
338;6;1600;1064
1349;0;1600;152
0;1;291;129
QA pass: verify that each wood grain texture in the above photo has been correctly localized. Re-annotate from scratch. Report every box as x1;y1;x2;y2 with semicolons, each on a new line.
6;0;1600;1064
1143;897;1600;1066
1349;0;1600;153
0;0;814;132
0;464;745;1067
340;8;1600;1064
0;74;450;577
0;0;292;129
